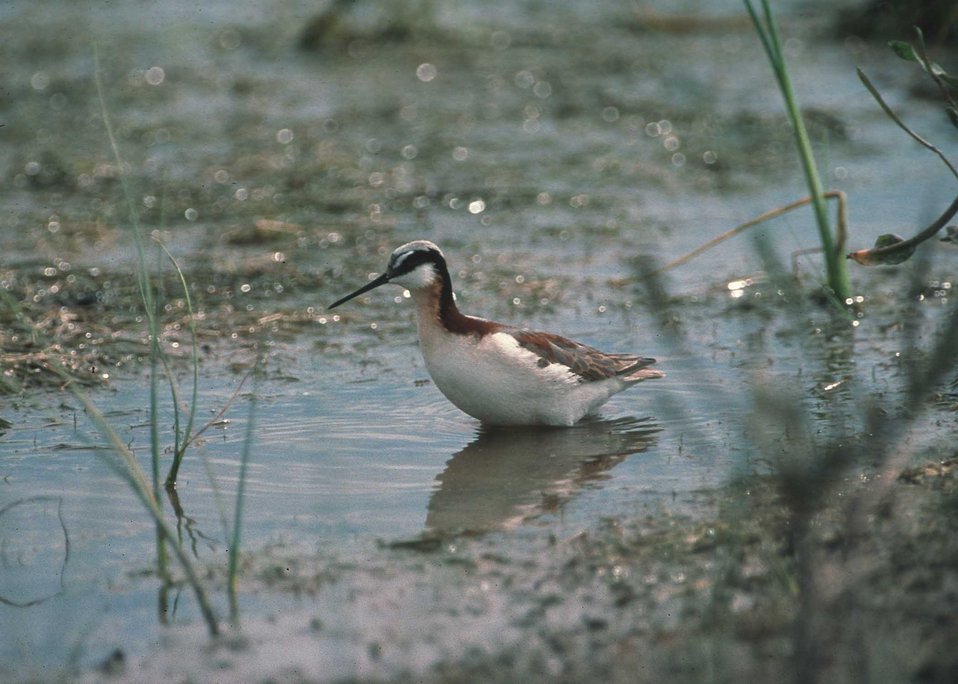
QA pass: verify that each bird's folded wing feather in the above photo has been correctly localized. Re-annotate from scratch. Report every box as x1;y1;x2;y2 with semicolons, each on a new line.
510;329;656;382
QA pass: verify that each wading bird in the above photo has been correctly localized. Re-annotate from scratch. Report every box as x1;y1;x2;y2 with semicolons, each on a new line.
329;241;663;426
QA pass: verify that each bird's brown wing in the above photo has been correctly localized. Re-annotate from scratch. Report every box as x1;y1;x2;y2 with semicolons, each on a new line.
510;329;657;382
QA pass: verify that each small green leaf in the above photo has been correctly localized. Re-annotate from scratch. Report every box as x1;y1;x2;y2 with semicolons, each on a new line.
929;61;948;78
889;40;919;62
871;233;915;265
874;233;903;248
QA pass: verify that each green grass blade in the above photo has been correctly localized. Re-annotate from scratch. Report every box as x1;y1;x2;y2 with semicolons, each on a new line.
93;44;170;578
93;45;221;632
743;0;851;299
49;364;220;635
155;239;201;487
228;351;262;624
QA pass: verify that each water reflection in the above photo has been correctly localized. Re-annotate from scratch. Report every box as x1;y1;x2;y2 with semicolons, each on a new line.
0;496;69;608
424;416;659;535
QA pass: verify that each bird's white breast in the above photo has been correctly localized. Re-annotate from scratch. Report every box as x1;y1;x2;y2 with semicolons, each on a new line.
416;320;626;426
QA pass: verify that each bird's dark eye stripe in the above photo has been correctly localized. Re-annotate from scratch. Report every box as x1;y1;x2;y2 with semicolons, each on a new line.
391;249;439;275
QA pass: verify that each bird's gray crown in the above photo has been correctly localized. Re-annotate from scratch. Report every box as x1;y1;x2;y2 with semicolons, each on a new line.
388;240;445;277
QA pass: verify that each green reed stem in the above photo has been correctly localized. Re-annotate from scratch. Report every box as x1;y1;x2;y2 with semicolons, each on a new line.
156;240;200;488
228;351;262;624
93;46;171;581
744;0;851;301
57;370;220;636
93;46;220;633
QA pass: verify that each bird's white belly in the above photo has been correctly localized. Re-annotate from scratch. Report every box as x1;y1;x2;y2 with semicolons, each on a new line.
418;329;622;426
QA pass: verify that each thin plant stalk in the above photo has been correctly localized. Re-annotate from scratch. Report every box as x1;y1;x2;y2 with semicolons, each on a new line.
744;0;852;300
55;369;220;636
168;367;256;479
93;46;171;582
149;249;165;579
857;68;958;181
908;27;958;114
228;352;262;624
95;46;221;632
194;368;259;568
651;190;848;276
155;239;201;488
848;192;958;265
847;64;958;264
153;182;201;488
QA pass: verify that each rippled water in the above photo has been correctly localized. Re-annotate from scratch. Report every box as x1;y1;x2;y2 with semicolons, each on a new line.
2;0;956;674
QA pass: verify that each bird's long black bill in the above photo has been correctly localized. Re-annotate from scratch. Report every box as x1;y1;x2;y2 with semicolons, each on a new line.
328;272;391;309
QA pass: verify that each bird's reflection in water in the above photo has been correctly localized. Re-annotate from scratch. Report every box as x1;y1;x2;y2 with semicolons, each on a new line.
423;415;659;537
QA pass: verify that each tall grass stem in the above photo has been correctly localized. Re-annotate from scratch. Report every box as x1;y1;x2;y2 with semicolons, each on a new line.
51;365;220;635
156;240;201;488
228;351;262;623
93;45;171;580
93;45;218;634
743;0;852;300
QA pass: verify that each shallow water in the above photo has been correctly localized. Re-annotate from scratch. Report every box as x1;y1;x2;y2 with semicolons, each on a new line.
1;0;957;676
4;283;955;671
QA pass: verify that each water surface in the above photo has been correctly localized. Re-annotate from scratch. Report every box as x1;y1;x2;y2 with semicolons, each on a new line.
1;0;956;675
